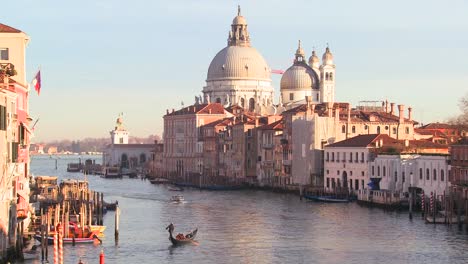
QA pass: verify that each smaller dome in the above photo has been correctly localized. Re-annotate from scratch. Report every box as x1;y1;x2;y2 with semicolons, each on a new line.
232;15;247;25
280;64;319;91
308;50;319;68
322;47;334;65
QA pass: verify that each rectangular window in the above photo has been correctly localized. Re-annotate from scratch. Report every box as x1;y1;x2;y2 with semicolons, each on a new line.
19;124;25;146
289;93;294;101
11;142;19;162
0;48;9;60
0;106;6;130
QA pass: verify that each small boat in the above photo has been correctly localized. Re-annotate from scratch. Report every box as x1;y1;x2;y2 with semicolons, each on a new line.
101;167;122;179
165;223;198;246
34;232;100;245
67;163;81;172
303;195;350;203
88;225;107;234
149;178;170;184
171;195;184;202
104;200;118;211
168;186;184;191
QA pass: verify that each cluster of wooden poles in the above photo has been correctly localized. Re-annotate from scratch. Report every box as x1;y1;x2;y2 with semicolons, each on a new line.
36;189;107;263
410;189;468;229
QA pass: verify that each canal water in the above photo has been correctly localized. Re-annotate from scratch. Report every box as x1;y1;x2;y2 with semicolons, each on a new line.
24;155;468;264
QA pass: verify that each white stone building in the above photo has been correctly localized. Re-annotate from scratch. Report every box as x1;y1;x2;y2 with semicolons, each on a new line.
102;114;154;174
202;7;275;114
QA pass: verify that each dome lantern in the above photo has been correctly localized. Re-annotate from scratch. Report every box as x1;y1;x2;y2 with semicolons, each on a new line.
228;5;250;47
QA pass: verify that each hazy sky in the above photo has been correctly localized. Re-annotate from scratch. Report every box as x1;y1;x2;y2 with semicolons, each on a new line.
4;0;468;142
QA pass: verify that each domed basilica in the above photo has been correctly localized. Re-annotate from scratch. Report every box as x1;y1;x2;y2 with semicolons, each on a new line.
202;6;336;113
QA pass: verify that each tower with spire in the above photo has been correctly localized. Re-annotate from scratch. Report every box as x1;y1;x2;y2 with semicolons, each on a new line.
319;45;336;103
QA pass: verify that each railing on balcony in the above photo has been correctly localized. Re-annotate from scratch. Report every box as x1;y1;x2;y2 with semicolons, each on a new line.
262;143;274;149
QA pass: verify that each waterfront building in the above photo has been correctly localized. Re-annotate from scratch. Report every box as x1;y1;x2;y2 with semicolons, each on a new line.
162;103;232;181
324;134;394;193
102;114;154;174
202;7;275;115
281;100;417;188
0;22;32;258
149;141;164;177
366;138;449;196
449;139;468;198
256;119;284;187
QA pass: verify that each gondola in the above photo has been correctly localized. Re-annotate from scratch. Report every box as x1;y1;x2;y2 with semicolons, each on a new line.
303;194;350;203
165;223;198;246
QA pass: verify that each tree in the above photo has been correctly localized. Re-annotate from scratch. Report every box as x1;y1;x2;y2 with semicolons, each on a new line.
449;93;468;126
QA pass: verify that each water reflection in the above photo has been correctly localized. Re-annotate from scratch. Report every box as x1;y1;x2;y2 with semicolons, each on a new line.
20;155;468;264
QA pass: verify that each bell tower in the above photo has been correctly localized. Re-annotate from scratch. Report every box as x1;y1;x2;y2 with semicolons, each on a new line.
319;45;336;103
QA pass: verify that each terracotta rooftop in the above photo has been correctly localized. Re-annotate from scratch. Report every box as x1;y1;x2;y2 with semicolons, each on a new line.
165;103;226;116
419;123;455;129
258;119;283;131
326;134;396;148
0;23;21;33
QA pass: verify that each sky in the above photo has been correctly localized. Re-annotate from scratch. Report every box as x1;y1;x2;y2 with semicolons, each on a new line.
3;0;468;142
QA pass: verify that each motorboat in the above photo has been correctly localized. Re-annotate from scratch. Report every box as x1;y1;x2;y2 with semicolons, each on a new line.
171;195;184;202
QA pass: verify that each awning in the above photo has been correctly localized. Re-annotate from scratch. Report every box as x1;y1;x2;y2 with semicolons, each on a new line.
21;122;33;134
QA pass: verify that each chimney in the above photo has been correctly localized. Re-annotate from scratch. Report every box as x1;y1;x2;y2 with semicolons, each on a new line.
390;103;395;115
328;102;333;117
408;107;412;121
255;118;259;127
385;100;388;113
335;106;339;121
172;108;175;113
208;108;212;114
154;140;158;144
398;104;404;123
347;104;351;122
166;109;169;115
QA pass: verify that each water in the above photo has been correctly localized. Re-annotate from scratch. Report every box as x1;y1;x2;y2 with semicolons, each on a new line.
24;155;468;264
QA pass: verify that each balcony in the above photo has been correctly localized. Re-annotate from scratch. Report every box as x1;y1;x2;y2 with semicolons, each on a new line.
262;160;274;167
262;143;274;149
282;160;291;166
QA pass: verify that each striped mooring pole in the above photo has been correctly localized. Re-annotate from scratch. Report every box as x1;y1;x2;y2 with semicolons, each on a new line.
421;190;425;215
430;192;434;216
53;223;59;264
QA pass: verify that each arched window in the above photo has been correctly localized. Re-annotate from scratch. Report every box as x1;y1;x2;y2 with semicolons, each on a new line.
402;172;405;183
377;166;380;176
372;166;375;175
342;125;346;133
329;72;333;81
325;72;329;80
377;126;381;134
332;152;335;162
249;98;255;111
355;152;358;162
352;126;356;133
121;153;129;168
240;98;245;107
405;127;410;134
326;152;329;162
383;166;386;177
361;152;364;162
392;127;397;134
419;168;423;180
394;171;398;182
426;168;430;180
433;169;437;180
441;170;445;181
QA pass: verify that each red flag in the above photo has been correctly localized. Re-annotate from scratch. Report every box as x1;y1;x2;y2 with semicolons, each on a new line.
32;70;41;95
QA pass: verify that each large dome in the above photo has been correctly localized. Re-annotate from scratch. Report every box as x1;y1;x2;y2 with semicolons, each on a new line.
206;46;271;82
280;64;319;90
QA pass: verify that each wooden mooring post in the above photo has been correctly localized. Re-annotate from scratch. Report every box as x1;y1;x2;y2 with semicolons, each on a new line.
115;205;120;244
